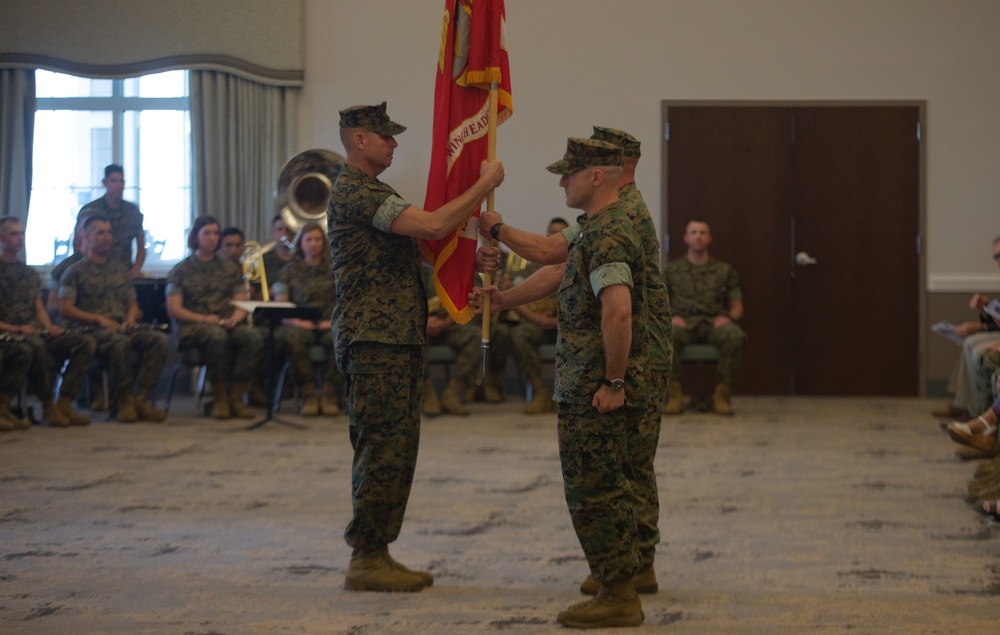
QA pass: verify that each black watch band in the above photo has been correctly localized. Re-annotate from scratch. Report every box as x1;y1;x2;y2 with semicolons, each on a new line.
490;222;504;241
602;377;625;391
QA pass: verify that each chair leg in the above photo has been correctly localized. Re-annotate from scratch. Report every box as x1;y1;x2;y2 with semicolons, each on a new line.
102;370;111;422
195;365;208;413
164;363;182;414
273;362;290;413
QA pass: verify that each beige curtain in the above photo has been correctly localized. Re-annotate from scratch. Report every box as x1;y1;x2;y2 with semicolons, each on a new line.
0;68;35;228
190;70;298;242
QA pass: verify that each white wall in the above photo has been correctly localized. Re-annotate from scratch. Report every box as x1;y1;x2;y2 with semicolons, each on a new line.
300;0;1000;291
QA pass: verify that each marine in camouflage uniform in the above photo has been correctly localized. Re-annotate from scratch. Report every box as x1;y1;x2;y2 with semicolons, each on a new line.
0;337;32;431
331;102;503;592
331;108;426;591
273;256;343;415
473;138;647;623
0;252;96;427
553;153;648;579
662;253;747;383
60;225;168;423
499;260;559;413
588;127;672;591
420;264;482;415
167;253;265;397
78;166;145;274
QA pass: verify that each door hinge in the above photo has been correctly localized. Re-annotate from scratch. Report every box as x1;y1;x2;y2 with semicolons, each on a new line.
916;234;922;255
916;122;921;141
664;122;670;141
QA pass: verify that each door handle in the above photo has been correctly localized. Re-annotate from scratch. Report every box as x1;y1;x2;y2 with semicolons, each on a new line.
795;251;818;267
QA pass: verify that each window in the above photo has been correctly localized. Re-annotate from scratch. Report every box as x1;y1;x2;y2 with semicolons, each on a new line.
28;70;192;269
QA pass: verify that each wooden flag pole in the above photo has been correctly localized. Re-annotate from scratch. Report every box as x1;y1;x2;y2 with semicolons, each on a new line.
480;83;499;379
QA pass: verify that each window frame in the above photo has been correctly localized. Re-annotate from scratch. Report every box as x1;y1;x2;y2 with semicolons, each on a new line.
31;70;194;277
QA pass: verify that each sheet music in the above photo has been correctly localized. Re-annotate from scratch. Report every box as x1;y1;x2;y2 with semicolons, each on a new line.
231;300;296;314
931;321;965;345
985;299;1000;323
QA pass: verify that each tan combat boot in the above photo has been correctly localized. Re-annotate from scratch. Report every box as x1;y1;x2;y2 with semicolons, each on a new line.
662;380;685;415
0;410;14;432
90;393;107;412
320;383;340;416
344;547;427;592
482;371;504;403
56;395;90;426
712;382;734;416
133;389;167;422
42;398;71;427
0;396;16;431
439;379;469;415
247;382;270;407
579;565;658;595
229;382;256;419
116;393;139;423
524;378;553;415
422;378;442;416
300;384;320;416
557;578;644;628
1;395;29;430
210;382;231;419
378;546;433;587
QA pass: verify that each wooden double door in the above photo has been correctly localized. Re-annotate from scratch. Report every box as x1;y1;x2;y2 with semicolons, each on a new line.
664;104;921;396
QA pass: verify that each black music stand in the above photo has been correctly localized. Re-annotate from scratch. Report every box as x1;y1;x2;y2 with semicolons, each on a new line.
245;304;322;430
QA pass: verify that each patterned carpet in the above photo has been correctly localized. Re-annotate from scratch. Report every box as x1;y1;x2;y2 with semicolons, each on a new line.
1;396;997;634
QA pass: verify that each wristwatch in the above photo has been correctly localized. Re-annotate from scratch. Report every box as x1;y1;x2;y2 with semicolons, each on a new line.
490;222;504;240
602;378;625;392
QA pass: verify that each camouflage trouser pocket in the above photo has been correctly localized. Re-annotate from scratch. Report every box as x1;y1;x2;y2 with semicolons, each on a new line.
343;343;423;430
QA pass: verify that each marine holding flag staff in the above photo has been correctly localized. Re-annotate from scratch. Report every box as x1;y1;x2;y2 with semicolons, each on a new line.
328;102;504;593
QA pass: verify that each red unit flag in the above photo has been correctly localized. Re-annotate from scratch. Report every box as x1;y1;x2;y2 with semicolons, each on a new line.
422;0;512;323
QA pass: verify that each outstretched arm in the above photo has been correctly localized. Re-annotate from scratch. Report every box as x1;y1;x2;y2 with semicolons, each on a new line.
478;210;569;265
390;160;504;240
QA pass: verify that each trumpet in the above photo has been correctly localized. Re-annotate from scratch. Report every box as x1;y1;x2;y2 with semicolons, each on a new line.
240;241;275;302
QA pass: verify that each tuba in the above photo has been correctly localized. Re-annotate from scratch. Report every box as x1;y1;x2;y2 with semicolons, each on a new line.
274;149;346;235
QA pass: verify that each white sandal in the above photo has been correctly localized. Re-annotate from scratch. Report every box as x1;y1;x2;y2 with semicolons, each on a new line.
947;415;1000;454
949;415;997;438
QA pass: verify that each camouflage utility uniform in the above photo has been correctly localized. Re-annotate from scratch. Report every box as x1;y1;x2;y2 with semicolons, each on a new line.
329;163;426;551
273;259;343;390
662;257;746;382
554;177;672;573
0;261;95;403
0;337;32;407
78;198;144;269
616;181;671;570
503;262;557;387
421;265;480;378
262;250;295;295
59;258;167;397
556;202;649;586
166;254;264;385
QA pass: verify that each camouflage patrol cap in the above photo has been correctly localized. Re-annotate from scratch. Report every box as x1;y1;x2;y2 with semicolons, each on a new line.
591;126;641;159
338;101;407;136
545;138;623;175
